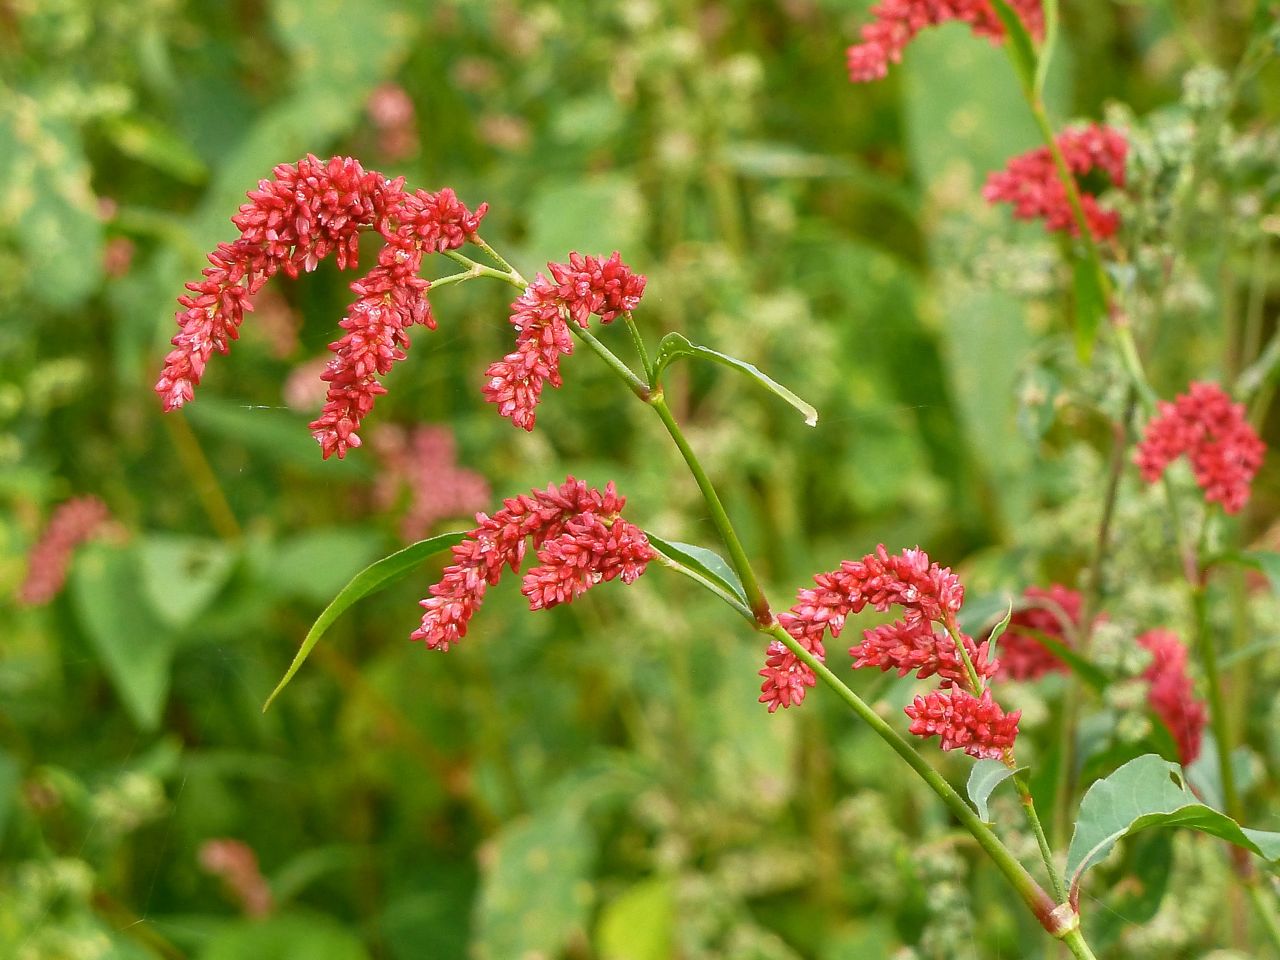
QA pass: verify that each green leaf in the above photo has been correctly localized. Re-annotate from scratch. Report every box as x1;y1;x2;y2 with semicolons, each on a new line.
198;913;369;960
263;533;465;711
475;805;595;960
259;528;385;604
102;115;208;184
989;0;1039;95
652;332;818;426
984;601;1014;665
70;544;178;731
183;399;372;478
1072;257;1107;362
644;533;749;610
1066;754;1280;894
1226;550;1280;594
596;878;674;960
1035;0;1060;98
1026;630;1109;691
967;759;1025;822
0;750;20;842
138;535;237;629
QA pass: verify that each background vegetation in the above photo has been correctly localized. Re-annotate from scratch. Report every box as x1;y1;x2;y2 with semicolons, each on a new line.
2;1;1278;957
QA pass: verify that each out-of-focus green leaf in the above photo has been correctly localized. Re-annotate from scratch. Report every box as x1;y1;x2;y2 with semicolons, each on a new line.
1072;256;1107;362
0;751;20;841
1035;0;1061;97
474;805;595;960
1028;630;1109;690
102;115;208;184
524;175;647;265
1226;550;1280;594
652;332;818;426
1090;832;1173;950
597;877;674;960
70;543;177;731
198;913;369;960
256;528;387;605
989;0;1039;94
966;759;1024;822
182;400;372;478
138;535;237;630
984;602;1014;665
1067;754;1280;893
0;88;102;309
263;533;465;710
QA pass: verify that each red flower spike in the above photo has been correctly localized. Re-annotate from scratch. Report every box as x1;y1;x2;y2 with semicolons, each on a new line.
155;155;487;459
483;253;646;430
983;124;1128;240
1134;381;1265;515
372;424;490;541
995;584;1083;681
17;497;112;606
846;0;1044;83
412;478;651;650
905;688;1021;760
762;545;973;712
1138;629;1207;766
852;617;995;686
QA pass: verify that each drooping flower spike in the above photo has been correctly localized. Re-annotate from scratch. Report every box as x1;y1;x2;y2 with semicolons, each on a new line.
846;0;1044;84
1134;381;1265;515
411;477;654;651
155;155;488;459
764;545;1019;760
983;124;1128;240
17;497;113;606
483;253;646;430
1138;629;1207;766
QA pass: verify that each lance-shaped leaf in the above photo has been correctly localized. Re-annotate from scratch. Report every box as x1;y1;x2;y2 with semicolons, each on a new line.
651;333;818;426
1072;257;1107;363
263;532;465;711
1066;754;1280;897
1034;0;1060;98
989;0;1039;95
646;533;751;619
967;758;1026;822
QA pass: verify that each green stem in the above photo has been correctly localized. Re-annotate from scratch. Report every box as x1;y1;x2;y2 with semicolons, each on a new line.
763;622;1069;936
649;394;771;623
1060;927;1099;960
623;311;654;383
468;234;527;285
568;324;651;400
1015;771;1069;904
1193;577;1242;818
441;249;525;290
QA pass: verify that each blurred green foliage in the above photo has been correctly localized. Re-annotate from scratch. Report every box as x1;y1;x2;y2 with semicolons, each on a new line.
2;1;1279;958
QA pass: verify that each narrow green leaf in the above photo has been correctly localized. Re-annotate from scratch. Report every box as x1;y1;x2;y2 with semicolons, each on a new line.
262;532;466;711
1072;257;1107;362
644;533;748;610
967;759;1025;822
652;332;818;426
984;601;1014;665
102;115;209;184
1027;630;1110;691
1225;550;1280;594
1066;754;1280;894
989;0;1039;95
1034;0;1060;98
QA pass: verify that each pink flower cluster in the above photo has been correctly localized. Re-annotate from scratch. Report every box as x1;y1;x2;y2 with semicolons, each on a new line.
846;0;1043;83
483;253;646;430
371;424;490;541
155;155;488;459
411;477;654;650
17;497;112;606
1138;629;1207;766
983;124;1128;240
995;584;1083;681
764;545;1019;760
1134;381;1265;515
198;838;274;918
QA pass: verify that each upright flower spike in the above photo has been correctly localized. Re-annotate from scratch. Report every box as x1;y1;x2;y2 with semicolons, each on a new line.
1138;629;1207;765
483;252;646;430
155;156;488;458
846;0;1044;83
411;477;653;650
995;584;1084;681
983;124;1129;240
1134;381;1265;515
